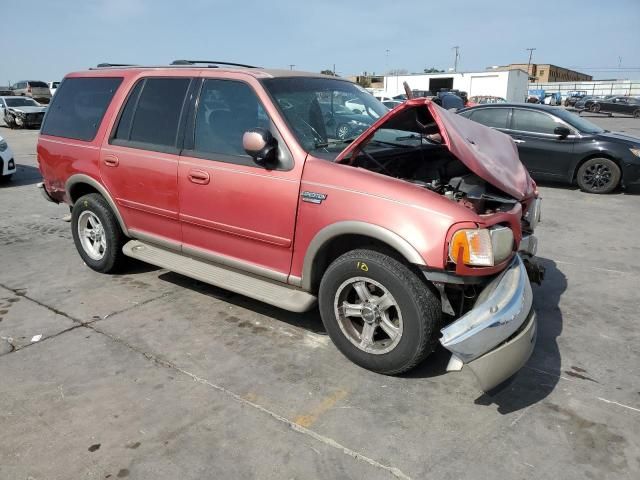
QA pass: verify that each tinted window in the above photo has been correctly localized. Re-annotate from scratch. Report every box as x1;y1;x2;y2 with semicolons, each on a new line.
193;79;268;158
29;81;49;88
41;77;123;141
511;109;558;134
469;108;509;128
114;77;190;148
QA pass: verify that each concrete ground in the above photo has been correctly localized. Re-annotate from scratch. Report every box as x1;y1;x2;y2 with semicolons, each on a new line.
1;114;639;480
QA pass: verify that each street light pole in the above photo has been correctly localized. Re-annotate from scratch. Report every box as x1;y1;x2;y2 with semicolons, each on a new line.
289;64;296;71
385;49;390;74
453;46;460;72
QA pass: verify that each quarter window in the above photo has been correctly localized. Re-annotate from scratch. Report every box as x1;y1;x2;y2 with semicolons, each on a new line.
511;109;558;134
469;108;509;129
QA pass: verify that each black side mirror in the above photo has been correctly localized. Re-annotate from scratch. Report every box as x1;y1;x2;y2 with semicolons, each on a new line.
554;126;571;138
242;128;277;166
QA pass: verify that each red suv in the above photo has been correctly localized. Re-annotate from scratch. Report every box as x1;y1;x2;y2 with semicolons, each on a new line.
38;61;543;391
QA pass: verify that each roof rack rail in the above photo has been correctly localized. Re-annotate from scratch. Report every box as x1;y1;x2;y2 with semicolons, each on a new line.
171;59;259;68
95;63;138;68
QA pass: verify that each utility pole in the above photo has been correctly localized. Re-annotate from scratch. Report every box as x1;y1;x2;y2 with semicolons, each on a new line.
385;49;390;74
333;63;336;76
618;56;623;69
289;64;296;70
526;47;536;80
453;46;460;72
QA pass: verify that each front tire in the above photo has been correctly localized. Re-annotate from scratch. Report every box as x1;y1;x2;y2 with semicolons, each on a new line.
576;158;621;194
319;249;441;375
633;109;640;118
336;123;351;140
590;103;601;113
71;193;126;273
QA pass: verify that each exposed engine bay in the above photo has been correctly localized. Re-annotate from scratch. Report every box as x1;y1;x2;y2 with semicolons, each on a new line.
345;104;520;215
351;143;518;215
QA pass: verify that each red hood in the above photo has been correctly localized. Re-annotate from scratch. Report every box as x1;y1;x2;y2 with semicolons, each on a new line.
335;99;532;200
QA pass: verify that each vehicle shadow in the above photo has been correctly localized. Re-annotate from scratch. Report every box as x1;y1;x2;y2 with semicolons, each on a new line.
157;271;326;334
534;178;639;195
0;164;42;187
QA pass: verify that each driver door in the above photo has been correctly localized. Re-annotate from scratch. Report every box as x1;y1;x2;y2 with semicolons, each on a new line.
178;78;301;279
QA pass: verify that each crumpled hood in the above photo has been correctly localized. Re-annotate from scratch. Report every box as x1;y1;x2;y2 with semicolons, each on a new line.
336;99;533;200
9;106;47;114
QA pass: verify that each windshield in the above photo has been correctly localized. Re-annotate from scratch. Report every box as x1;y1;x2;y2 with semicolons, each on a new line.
5;98;40;107
262;77;387;151
553;109;604;134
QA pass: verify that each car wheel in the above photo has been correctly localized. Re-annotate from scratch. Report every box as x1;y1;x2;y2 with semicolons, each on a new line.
71;193;127;273
576;158;621;194
336;123;351;140
318;249;440;375
590;103;601;113
633;109;640;118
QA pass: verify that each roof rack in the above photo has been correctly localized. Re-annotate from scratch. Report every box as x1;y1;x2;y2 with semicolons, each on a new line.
171;59;259;68
95;63;138;68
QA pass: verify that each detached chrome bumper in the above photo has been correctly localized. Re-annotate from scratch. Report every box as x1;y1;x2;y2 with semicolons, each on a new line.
440;255;536;391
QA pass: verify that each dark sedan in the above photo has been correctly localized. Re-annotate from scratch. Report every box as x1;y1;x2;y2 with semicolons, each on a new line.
579;96;640;117
318;102;374;140
458;103;640;193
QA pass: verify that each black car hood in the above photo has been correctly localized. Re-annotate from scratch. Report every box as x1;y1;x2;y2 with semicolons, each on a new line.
596;131;640;146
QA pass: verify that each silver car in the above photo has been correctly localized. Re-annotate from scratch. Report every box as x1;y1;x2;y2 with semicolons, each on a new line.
0;96;47;129
11;80;52;103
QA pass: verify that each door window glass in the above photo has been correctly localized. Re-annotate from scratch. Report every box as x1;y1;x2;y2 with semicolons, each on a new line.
469;108;509;128
511;109;558;134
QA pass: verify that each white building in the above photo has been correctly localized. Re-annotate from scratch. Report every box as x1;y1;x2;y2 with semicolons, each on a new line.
383;69;529;102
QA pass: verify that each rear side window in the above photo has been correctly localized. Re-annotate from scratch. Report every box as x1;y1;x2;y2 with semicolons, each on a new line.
29;81;49;88
41;77;123;141
469;108;509;129
112;77;191;150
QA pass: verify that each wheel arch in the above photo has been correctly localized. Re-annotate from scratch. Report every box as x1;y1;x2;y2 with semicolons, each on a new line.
299;221;426;293
65;174;129;236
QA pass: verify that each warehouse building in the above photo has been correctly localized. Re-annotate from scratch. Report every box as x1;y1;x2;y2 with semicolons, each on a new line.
502;63;592;82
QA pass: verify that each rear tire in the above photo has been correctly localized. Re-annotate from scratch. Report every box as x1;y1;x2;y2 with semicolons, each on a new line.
576;158;621;194
318;249;441;375
633;109;640;118
590;103;601;113
71;193;127;273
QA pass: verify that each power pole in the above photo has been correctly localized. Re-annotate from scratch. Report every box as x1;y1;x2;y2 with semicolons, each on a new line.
385;49;390;74
526;48;536;80
289;64;296;70
453;46;460;72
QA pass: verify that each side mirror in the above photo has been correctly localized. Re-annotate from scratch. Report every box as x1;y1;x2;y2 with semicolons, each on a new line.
243;128;277;166
554;126;571;138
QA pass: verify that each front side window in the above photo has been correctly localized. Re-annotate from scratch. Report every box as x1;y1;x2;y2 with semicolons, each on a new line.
41;77;123;141
193;79;269;158
113;77;191;149
511;109;559;134
469;108;509;129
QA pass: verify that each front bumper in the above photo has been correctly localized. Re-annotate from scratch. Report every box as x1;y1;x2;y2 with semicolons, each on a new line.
440;254;536;391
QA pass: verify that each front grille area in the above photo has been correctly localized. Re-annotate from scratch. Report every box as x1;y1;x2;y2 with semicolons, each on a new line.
26;112;45;123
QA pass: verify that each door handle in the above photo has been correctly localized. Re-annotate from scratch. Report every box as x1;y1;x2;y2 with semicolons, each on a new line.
188;169;210;185
103;155;119;167
513;139;525;144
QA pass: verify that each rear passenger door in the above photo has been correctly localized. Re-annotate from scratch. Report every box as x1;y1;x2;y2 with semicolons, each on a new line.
101;76;193;246
178;78;300;281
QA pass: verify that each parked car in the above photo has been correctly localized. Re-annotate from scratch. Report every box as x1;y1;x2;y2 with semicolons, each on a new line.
0;135;16;181
573;95;602;110
48;81;61;96
318;102;376;140
38;63;543;392
564;91;588;107
382;100;403;109
0;96;47;128
0;86;13;96
11;80;52;103
579;96;640;117
543;92;562;106
458;103;640;193
468;96;507;107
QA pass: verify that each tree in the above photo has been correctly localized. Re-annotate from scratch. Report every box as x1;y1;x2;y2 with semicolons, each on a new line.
320;69;337;76
387;68;408;76
424;67;445;73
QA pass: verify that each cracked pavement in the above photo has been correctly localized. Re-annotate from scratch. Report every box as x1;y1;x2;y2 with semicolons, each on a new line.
1;117;639;479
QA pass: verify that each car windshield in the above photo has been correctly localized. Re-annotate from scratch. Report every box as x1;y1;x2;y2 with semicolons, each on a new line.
552;109;604;134
262;77;387;152
5;98;40;107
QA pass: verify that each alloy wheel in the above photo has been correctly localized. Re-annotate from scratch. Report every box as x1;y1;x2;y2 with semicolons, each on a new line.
581;162;613;192
77;211;107;260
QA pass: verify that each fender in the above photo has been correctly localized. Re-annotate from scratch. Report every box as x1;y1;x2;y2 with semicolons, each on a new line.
299;221;426;291
65;174;130;236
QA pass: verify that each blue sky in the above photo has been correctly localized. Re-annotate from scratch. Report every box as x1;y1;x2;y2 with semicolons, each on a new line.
2;0;639;84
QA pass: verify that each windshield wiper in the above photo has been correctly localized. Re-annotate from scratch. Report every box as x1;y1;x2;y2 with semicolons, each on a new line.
395;134;423;141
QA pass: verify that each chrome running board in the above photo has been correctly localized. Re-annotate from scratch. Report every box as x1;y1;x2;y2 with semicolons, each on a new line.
122;240;317;313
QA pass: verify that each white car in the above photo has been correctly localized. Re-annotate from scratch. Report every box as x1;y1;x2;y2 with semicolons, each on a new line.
48;81;61;96
0;135;16;181
0;96;47;129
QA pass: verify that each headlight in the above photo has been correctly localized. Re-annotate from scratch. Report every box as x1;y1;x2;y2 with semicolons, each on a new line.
630;148;640;158
0;140;7;152
449;227;514;267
